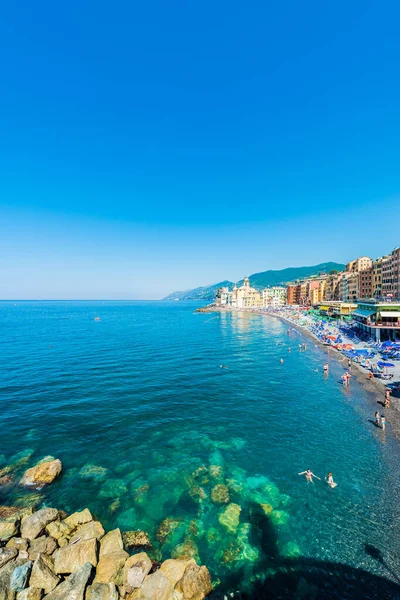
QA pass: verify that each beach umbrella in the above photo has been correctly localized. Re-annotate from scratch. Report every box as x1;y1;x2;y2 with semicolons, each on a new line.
327;335;337;340
377;361;395;368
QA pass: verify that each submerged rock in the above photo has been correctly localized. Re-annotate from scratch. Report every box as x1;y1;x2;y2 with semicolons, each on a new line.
211;484;230;505
171;536;199;562
122;531;152;550
209;465;223;481
116;508;137;531
36;456;56;466
79;464;108;482
188;486;207;503
270;510;290;526
99;479;127;499
21;459;62;489
192;466;209;486
259;503;273;516
156;518;181;545
218;503;241;534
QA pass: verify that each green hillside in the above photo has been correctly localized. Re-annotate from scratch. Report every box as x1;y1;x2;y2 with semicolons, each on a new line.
163;262;345;301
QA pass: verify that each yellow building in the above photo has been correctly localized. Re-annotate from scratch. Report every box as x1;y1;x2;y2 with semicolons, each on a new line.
231;277;262;309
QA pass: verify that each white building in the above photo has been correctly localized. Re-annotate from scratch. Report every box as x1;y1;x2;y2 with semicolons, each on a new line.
261;287;286;308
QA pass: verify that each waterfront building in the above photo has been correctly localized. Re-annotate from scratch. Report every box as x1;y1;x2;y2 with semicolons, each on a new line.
318;301;358;319
359;267;373;300
215;287;232;306
340;272;359;303
262;287;286;308
393;248;400;298
372;258;383;298
382;254;394;297
286;283;301;306
346;256;372;273
353;299;400;341
231;277;262;309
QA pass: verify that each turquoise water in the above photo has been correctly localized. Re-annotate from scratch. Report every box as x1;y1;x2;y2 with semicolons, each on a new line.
1;301;400;597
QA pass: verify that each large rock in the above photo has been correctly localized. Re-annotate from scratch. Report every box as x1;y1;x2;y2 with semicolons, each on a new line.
99;530;123;557
45;521;72;541
210;484;230;505
21;460;62;489
94;550;128;586
175;562;212;600
16;588;44;600
218;503;241;534
0;516;19;542
0;547;18;569
70;521;104;543
41;561;92;600
10;561;33;592
85;583;118;600
28;536;58;560
139;571;173;600
123;553;152;590
6;538;29;552
21;508;59;540
30;554;60;594
122;531;152;550
63;509;92;531
53;538;98;574
160;558;193;587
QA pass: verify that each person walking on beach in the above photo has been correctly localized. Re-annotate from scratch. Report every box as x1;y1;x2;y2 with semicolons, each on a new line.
385;389;391;408
375;411;380;427
348;359;352;370
298;469;320;483
381;415;386;431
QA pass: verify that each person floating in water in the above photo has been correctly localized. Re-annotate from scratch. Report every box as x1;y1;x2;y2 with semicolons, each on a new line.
298;469;320;483
288;347;291;352
375;411;380;427
280;358;284;364
323;362;329;374
219;364;229;369
381;415;386;431
287;329;290;335
326;472;337;488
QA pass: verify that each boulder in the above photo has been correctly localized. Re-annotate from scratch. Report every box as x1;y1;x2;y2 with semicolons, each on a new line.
0;506;23;519
21;508;59;540
70;521;104;544
122;531;152;550
94;550;128;586
6;538;29;553
175;562;212;600
0;547;18;569
139;571;173;600
99;529;123;557
0;558;26;598
218;503;241;534
86;582;118;600
30;554;60;594
41;561;92;600
123;553;152;590
63;509;93;531
155;519;181;545
171;537;199;562
53;538;98;574
160;558;193;587
10;561;33;592
28;536;58;560
0;516;19;541
21;460;62;489
210;484;230;505
45;521;72;541
16;588;44;600
0;475;13;486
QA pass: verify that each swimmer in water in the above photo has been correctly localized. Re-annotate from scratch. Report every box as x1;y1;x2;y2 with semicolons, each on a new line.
314;368;319;373
323;362;329;373
326;472;337;488
280;358;284;364
219;364;229;369
288;347;291;352
298;469;320;483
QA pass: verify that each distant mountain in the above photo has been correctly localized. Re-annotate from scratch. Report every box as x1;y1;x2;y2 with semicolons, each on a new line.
163;280;234;301
163;262;345;301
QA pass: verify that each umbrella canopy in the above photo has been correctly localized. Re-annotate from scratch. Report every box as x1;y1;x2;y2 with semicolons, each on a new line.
377;361;395;368
327;335;337;340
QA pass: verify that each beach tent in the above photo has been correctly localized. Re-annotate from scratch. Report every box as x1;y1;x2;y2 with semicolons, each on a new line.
377;362;395;368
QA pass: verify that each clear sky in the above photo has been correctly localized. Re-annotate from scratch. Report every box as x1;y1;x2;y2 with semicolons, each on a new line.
1;1;399;299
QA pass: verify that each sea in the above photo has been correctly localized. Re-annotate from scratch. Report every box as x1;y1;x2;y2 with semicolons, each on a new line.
1;300;400;598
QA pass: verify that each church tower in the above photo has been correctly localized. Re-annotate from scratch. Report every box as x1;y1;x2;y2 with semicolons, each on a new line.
243;277;250;288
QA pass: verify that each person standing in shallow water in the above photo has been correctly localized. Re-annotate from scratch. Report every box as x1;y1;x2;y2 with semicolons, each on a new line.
323;362;329;374
381;415;386;431
375;411;380;427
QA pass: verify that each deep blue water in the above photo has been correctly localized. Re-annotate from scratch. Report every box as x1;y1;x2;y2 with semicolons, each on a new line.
1;301;400;597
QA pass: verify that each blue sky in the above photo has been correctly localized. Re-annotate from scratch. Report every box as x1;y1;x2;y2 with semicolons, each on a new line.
1;1;399;299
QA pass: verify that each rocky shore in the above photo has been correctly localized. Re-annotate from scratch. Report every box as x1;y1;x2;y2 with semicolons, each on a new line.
0;504;212;600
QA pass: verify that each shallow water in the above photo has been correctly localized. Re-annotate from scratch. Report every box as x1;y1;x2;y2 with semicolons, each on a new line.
1;301;400;597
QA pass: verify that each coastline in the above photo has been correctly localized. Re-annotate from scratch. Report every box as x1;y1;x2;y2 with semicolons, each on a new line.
198;304;400;438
